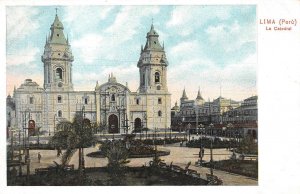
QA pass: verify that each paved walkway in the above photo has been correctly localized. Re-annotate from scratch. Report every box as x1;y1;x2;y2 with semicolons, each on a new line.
21;144;258;185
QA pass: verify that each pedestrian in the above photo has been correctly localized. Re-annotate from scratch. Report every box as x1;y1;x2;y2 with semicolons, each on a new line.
57;147;62;157
38;152;41;163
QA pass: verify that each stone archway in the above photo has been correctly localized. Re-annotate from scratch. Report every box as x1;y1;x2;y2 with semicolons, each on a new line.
134;118;142;132
108;114;118;133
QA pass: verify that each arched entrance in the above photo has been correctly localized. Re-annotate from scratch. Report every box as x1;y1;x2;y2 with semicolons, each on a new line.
108;114;119;133
134;118;142;132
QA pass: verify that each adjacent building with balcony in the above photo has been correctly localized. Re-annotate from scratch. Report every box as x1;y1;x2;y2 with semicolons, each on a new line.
171;89;257;138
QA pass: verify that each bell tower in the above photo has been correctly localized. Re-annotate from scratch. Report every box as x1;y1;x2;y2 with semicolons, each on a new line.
137;23;169;94
41;13;74;91
137;23;171;130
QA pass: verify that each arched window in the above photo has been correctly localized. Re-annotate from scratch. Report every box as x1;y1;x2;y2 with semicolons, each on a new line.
58;110;62;117
155;72;160;83
158;98;162;104
56;68;63;80
111;94;115;102
158;110;162;117
57;95;62;103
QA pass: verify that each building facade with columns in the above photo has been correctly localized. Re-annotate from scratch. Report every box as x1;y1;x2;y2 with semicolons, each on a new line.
6;14;171;136
171;88;257;138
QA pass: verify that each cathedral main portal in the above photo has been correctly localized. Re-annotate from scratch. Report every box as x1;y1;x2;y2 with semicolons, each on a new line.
108;114;119;134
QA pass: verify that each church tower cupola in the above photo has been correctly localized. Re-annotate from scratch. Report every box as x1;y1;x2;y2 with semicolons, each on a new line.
144;24;164;51
196;88;203;100
195;87;205;105
137;23;169;93
180;88;188;103
42;11;74;91
49;14;67;44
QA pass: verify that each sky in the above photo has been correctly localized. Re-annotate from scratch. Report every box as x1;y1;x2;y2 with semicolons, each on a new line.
6;5;257;105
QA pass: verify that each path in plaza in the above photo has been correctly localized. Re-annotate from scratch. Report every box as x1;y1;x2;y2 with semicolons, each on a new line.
26;144;258;186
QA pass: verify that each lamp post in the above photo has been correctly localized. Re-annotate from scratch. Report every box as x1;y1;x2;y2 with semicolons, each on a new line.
53;113;57;135
198;123;205;166
195;103;199;135
209;123;214;175
21;108;31;181
124;113;129;135
79;105;85;171
37;126;40;146
226;123;231;150
18;129;22;176
199;123;205;146
187;123;191;142
227;123;233;139
154;127;157;161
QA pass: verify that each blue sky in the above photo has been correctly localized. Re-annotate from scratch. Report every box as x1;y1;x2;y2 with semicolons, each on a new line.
6;5;257;105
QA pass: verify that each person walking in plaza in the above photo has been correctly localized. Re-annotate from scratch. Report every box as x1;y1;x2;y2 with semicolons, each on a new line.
38;152;42;163
57;147;62;157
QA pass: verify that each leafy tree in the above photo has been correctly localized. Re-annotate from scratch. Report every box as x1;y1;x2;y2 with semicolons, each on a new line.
103;140;130;184
238;134;258;155
49;113;97;171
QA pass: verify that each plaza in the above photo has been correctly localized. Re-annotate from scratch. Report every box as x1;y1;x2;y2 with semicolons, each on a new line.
12;139;257;186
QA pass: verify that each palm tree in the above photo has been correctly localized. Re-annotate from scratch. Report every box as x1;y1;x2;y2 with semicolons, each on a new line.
49;113;97;173
103;140;130;184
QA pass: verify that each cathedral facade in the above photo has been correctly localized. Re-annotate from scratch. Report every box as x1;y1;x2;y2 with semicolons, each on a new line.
7;14;171;135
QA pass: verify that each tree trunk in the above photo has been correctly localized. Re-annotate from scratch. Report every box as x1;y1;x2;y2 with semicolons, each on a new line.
82;148;85;169
78;148;82;171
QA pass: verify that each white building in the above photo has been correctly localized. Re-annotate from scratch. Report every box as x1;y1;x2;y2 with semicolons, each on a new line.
6;13;171;136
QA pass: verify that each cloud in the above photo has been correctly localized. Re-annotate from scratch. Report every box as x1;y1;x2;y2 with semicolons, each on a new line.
167;6;232;36
205;20;256;53
105;6;160;43
6;47;40;67
169;40;201;58
63;6;114;35
72;6;160;64
6;7;40;43
72;33;104;64
168;54;257;104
